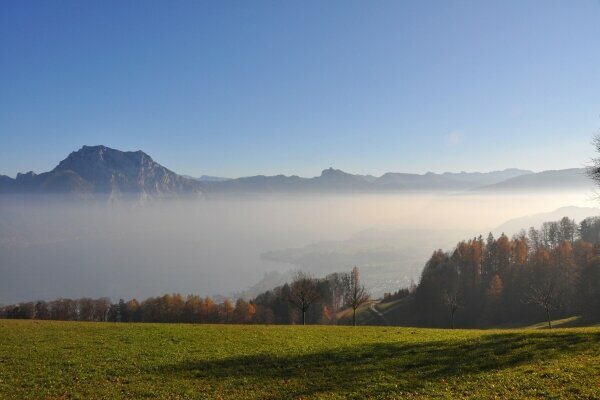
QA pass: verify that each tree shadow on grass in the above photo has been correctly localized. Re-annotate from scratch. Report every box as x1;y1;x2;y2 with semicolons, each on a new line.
156;331;599;399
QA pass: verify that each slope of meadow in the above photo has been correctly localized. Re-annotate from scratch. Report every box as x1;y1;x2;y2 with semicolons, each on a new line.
0;320;598;399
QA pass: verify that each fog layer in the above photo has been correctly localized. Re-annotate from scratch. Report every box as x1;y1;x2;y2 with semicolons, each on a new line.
0;191;596;303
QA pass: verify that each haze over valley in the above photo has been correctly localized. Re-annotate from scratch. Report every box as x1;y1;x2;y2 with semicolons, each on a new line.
0;145;596;303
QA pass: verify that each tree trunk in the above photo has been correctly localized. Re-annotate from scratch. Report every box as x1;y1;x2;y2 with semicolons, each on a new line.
353;308;356;326
302;310;306;325
546;307;552;329
450;309;455;329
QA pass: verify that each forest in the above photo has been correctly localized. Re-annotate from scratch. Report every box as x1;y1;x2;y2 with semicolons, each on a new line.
414;216;600;328
2;217;600;328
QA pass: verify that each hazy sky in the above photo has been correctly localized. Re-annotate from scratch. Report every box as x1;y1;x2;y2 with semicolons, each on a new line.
1;1;599;178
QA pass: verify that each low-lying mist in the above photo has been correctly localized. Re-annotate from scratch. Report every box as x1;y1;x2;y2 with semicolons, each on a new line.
0;191;597;303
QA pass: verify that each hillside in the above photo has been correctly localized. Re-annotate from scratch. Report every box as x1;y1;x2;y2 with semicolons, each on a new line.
0;320;598;399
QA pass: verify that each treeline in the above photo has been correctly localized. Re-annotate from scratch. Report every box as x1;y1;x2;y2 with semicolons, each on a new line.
414;216;600;328
5;217;599;328
0;293;277;324
0;268;370;325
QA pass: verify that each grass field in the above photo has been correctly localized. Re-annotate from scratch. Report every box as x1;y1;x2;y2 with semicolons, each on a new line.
0;320;599;399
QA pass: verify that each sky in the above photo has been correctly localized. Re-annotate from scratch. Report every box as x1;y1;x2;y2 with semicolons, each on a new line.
1;1;599;179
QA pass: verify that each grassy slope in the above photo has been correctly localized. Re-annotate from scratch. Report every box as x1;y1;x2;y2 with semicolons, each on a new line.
0;320;599;399
368;299;600;330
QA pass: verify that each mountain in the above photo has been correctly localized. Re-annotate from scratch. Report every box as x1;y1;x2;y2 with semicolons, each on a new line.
203;174;306;192
309;168;374;190
476;168;593;192
198;175;230;182
494;206;600;236
0;145;200;197
184;175;230;182
440;169;535;186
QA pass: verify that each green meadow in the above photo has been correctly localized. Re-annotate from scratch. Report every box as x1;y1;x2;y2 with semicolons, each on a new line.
0;320;599;399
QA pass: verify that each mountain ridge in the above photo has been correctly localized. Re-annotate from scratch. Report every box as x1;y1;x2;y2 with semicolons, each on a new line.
0;145;592;196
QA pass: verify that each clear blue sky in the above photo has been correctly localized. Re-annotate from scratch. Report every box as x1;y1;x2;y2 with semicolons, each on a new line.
1;1;599;178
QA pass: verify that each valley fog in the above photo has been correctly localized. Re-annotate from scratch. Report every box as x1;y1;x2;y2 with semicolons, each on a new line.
0;191;596;303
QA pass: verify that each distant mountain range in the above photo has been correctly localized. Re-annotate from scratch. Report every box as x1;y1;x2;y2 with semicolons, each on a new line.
0;145;594;197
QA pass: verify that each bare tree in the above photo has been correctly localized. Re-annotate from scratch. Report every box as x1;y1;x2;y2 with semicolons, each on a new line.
344;267;370;326
443;290;461;329
587;134;600;187
523;278;560;329
289;272;320;325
